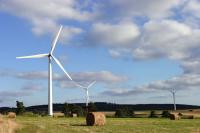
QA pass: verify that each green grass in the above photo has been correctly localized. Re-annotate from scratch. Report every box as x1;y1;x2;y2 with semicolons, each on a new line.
15;116;200;133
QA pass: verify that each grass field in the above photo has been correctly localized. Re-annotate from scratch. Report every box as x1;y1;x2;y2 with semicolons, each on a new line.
0;116;195;133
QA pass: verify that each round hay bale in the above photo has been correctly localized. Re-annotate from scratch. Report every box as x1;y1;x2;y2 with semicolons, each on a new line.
53;112;64;118
71;113;77;117
181;115;194;119
194;115;200;119
86;112;106;126
178;112;183;116
8;112;16;119
170;113;180;120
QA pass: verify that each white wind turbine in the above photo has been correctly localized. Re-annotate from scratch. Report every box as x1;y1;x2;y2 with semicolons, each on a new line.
169;88;177;111
76;81;96;112
16;25;73;116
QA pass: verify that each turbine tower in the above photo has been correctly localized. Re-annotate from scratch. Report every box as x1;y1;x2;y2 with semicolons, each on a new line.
16;25;72;116
169;88;177;111
76;81;96;113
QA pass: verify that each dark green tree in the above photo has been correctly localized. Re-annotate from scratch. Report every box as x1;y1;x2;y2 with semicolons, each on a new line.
124;107;134;117
88;102;97;112
70;104;84;117
149;110;157;118
16;101;25;115
115;107;134;118
115;109;125;118
161;110;170;118
62;103;70;117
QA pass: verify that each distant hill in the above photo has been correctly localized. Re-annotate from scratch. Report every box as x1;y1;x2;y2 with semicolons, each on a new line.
0;102;200;113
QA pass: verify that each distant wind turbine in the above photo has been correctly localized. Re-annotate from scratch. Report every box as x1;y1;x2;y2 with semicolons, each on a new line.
16;25;73;116
75;81;96;112
169;88;177;111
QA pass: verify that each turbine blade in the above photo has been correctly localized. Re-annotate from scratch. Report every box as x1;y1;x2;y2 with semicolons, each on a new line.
51;55;72;80
72;81;85;88
16;54;49;59
50;25;63;54
87;81;96;89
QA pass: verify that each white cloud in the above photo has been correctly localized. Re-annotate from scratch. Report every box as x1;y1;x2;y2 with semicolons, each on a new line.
0;91;30;97
0;90;31;104
57;71;128;88
181;60;200;74
101;73;200;97
100;0;182;19
143;74;200;92
0;0;89;41
71;71;128;84
0;0;91;21
183;0;200;18
16;71;49;80
133;20;200;60
21;83;44;92
31;18;83;40
0;85;41;104
88;21;140;47
101;88;150;97
109;50;122;58
181;0;200;28
16;70;127;83
8;70;128;89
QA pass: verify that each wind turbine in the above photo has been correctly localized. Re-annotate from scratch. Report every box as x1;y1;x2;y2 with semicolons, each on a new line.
75;81;96;112
169;88;177;111
16;25;73;116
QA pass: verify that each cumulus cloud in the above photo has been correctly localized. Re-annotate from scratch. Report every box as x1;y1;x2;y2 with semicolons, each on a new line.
181;60;200;74
0;0;90;42
31;20;83;43
87;21;140;47
133;20;197;60
105;19;200;62
71;71;127;83
16;70;127;83
93;0;181;20
142;74;200;91
0;83;45;104
180;0;200;28
101;88;150;97
101;73;200;97
0;0;91;21
0;90;31;104
16;71;48;79
0;91;30;97
21;83;44;91
183;0;200;18
59;70;128;89
17;71;72;80
1;69;128;88
57;71;128;88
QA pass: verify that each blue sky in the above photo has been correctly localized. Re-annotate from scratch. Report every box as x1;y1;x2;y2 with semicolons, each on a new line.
0;0;200;107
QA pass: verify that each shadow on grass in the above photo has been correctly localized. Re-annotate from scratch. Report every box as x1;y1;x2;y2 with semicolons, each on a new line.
70;124;88;127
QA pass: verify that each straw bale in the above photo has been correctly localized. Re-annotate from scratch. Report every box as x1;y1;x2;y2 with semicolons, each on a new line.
86;112;106;126
8;112;16;119
170;113;180;120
